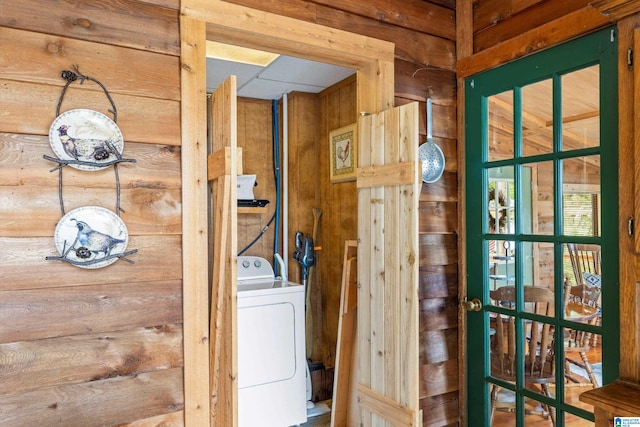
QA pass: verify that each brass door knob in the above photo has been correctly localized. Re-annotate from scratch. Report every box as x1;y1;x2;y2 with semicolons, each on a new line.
462;297;482;312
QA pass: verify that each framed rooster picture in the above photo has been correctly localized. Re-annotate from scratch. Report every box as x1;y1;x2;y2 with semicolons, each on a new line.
329;123;357;183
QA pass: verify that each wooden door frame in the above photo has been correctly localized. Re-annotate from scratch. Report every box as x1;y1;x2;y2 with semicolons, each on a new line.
180;1;396;424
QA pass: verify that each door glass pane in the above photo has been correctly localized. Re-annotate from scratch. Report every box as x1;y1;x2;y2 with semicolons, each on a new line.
562;65;600;151
527;240;553;291
562;156;601;237
563;324;601;407
488;90;514;161
489;316;557;426
488;239;515;292
527;161;554;236
562;241;603;409
522;79;553;156
490;385;516;426
489;313;517;379
523;398;556;426
488;167;515;234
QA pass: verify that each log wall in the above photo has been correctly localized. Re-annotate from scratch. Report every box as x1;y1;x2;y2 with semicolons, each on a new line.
2;0;459;425
0;0;184;424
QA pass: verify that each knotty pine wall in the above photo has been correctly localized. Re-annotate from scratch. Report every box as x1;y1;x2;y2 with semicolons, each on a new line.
0;0;184;425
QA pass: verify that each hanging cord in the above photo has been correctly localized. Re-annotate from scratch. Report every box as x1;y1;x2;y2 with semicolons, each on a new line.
272;99;281;274
45;65;135;216
238;213;276;256
238;99;281;256
45;65;137;266
57;64;117;121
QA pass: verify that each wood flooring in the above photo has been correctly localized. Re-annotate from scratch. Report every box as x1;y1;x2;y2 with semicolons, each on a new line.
296;346;601;426
492;344;601;426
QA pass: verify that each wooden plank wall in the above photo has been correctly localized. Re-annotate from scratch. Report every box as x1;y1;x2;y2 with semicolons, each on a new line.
0;0;184;425
459;0;615;78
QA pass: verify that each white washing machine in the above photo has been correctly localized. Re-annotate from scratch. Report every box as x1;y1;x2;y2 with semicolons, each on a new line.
237;256;307;427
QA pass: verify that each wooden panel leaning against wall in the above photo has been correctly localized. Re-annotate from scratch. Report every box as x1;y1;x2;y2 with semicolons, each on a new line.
0;0;185;424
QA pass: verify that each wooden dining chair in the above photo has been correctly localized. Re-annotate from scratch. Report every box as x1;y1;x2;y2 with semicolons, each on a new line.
489;285;556;426
565;242;602;346
563;281;601;388
566;243;601;288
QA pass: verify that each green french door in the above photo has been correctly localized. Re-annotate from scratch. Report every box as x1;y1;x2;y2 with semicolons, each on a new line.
465;28;619;426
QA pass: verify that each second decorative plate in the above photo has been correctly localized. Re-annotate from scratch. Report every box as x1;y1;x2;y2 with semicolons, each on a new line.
54;206;129;269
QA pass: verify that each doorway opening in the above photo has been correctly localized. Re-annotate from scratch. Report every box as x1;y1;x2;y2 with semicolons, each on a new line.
180;4;421;426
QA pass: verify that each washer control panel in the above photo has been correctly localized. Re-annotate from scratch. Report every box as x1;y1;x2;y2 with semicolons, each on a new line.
237;256;275;281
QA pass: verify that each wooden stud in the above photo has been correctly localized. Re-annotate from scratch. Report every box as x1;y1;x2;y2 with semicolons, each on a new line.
330;240;358;427
180;14;210;427
457;7;611;79
356;161;418;188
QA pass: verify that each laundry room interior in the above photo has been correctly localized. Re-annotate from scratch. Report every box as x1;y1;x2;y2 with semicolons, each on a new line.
206;42;361;424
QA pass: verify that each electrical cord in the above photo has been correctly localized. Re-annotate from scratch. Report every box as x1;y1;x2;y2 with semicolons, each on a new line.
237;99;281;256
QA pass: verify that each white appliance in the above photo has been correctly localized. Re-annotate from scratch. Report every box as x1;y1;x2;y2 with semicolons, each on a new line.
237;256;307;427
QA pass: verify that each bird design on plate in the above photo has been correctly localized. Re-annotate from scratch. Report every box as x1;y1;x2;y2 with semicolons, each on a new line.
49;109;124;171
54;206;129;269
57;124;117;162
71;218;126;257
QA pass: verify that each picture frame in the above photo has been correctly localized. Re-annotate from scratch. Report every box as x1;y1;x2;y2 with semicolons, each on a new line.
329;123;357;183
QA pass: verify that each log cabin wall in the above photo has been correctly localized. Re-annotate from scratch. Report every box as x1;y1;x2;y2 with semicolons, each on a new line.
1;0;459;425
0;0;184;424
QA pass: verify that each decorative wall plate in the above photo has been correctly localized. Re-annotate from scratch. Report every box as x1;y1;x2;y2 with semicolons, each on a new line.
54;206;129;269
49;109;124;171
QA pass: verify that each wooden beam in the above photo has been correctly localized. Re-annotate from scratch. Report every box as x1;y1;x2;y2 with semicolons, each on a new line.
311;0;455;41
457;7;611;79
474;0;593;53
356;161;418;188
180;14;211;427
183;0;394;70
357;384;419;426
456;0;472;423
592;0;640;20
197;0;454;70
544;110;600;127
207;147;243;180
